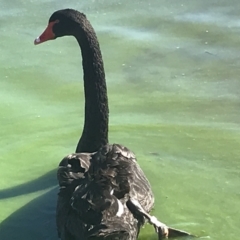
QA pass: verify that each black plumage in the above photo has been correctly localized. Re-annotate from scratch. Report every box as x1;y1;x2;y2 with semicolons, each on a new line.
35;9;173;240
56;144;154;239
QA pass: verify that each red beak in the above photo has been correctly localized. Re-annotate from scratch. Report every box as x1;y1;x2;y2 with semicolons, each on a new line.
34;21;58;45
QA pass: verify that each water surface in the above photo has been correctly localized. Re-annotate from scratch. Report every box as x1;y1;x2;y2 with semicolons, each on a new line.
0;0;240;239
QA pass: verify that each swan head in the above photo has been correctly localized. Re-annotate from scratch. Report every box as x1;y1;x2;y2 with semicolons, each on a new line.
34;9;86;45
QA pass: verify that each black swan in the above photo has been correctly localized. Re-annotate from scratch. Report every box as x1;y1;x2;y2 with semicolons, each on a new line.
34;9;193;240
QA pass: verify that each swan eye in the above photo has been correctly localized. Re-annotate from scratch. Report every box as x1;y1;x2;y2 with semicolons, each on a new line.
52;19;72;37
51;20;61;34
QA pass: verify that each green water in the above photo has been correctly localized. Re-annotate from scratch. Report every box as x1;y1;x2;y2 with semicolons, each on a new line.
1;0;240;239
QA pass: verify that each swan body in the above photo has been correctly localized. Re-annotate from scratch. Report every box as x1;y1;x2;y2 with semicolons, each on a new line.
35;9;157;240
56;144;154;239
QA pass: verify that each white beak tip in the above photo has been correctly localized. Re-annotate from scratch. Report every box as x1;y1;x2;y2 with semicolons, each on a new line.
34;37;41;45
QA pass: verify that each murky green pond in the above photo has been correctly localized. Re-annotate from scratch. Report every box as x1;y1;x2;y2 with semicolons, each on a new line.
1;0;240;239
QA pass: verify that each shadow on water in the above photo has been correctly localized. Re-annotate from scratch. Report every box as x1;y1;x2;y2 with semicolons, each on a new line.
0;169;57;200
0;188;58;240
0;170;58;240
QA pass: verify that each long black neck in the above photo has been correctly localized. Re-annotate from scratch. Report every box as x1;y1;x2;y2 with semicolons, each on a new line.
74;19;109;153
